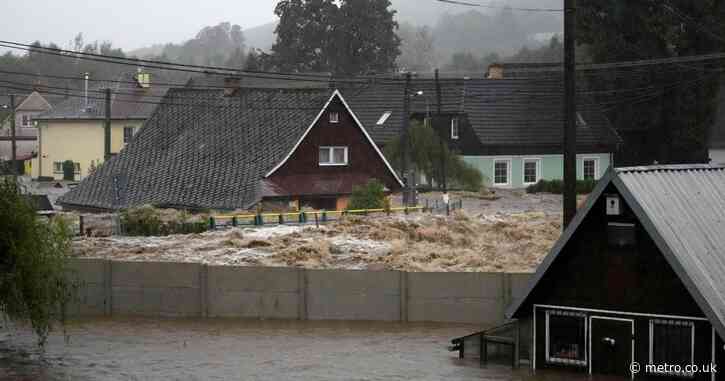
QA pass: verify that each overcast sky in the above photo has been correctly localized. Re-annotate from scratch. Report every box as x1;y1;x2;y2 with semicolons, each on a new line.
1;0;561;53
1;0;281;52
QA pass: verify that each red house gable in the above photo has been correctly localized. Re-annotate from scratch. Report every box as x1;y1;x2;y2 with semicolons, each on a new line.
264;90;403;200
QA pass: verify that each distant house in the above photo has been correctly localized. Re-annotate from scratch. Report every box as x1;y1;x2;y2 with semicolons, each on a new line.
32;71;165;181
0;91;60;173
343;69;621;189
507;164;725;378
58;87;402;211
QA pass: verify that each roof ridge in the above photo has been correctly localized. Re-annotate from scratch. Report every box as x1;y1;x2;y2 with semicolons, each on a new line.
616;164;725;173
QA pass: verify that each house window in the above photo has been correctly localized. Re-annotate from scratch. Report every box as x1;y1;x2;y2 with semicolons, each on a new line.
319;146;348;166
53;161;63;173
648;320;695;376
451;118;459;140
493;159;510;186
546;310;587;366
523;158;541;185
123;126;135;144
376;111;392;126
583;158;599;180
329;112;340;123
21;115;32;127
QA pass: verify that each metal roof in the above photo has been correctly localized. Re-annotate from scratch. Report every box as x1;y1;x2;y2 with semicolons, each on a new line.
508;164;725;339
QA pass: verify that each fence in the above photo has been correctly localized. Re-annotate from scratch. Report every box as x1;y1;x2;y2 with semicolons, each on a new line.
66;258;532;325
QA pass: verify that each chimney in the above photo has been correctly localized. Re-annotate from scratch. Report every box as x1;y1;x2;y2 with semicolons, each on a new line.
487;63;504;80
224;76;241;97
135;68;151;89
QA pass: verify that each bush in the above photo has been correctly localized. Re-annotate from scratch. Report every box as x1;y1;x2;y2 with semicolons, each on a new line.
62;160;75;181
348;179;386;210
526;179;597;194
120;206;207;236
0;178;77;346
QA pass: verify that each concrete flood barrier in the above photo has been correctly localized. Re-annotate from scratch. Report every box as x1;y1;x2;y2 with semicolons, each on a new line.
66;259;532;325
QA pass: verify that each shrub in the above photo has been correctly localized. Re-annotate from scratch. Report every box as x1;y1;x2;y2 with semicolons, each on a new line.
120;206;207;236
348;179;386;210
62;160;75;181
526;179;597;194
0;178;77;346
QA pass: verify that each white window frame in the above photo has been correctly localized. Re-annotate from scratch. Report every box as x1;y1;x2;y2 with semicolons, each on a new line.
21;114;31;127
74;162;81;174
545;309;588;367
123;126;135;144
376;111;392;126
53;161;63;174
492;158;511;186
329;112;340;124
576;112;588;128
522;158;542;186
319;146;348;166
582;157;600;180
451;117;459;140
648;319;695;377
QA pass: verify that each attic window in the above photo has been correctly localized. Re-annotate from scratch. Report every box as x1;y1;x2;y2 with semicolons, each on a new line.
376;111;392;126
576;112;588;128
329;112;340;123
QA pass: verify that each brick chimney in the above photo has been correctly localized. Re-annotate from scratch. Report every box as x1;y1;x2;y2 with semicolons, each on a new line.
487;63;504;80
224;77;241;97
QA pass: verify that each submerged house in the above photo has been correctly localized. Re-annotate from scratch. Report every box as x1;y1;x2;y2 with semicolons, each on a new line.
58;87;402;211
506;164;725;379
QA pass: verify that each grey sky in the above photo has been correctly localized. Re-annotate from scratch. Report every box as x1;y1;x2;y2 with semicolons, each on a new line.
2;0;280;52
1;0;562;53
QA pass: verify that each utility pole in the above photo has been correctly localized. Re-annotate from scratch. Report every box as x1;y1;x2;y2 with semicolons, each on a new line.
10;94;17;178
104;88;111;161
401;72;411;206
563;0;577;227
435;69;449;215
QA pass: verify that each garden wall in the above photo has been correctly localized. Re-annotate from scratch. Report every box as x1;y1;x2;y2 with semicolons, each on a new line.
66;259;532;325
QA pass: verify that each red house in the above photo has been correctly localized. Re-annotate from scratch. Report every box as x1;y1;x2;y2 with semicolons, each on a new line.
263;90;403;210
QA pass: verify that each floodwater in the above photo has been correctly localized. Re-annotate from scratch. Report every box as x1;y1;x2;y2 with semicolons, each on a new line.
0;318;621;381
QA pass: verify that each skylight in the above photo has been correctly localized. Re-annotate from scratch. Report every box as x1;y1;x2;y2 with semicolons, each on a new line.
376;111;392;126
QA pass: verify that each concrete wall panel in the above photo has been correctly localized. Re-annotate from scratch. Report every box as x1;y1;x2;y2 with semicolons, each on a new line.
306;270;400;321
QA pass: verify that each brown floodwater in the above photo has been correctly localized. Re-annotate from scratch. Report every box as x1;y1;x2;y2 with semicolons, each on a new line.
0;318;620;381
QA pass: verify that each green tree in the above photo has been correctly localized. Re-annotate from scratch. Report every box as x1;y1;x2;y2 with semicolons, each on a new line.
271;0;400;75
384;121;483;191
0;179;76;345
577;0;725;164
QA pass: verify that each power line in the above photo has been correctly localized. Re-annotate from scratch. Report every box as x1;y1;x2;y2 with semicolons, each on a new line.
435;0;563;12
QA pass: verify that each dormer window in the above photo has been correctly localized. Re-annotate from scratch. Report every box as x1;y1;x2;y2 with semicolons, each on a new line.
329;112;340;123
451;117;460;140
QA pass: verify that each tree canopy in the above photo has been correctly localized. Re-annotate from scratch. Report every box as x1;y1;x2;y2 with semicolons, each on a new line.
577;0;725;164
0;179;76;346
271;0;401;75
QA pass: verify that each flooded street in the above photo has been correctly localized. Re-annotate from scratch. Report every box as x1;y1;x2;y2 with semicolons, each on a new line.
0;318;522;381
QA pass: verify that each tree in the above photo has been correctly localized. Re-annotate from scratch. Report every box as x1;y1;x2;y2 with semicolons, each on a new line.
271;0;401;75
443;51;500;73
508;35;563;63
384;121;483;191
577;0;725;164
0;179;76;345
348;179;387;210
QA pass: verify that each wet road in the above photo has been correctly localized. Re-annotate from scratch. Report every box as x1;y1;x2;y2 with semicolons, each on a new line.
0;318;517;381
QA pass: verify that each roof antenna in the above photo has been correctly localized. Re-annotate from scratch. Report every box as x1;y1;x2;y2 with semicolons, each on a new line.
84;72;89;108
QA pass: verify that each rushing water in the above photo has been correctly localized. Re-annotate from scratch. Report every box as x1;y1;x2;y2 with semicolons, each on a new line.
0;318;525;381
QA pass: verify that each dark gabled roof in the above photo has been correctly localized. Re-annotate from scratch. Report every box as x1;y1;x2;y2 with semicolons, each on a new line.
508;164;725;339
36;72;169;121
58;87;334;210
342;77;621;151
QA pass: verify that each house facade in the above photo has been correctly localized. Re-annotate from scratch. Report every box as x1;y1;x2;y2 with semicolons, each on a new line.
58;87;401;211
508;164;725;379
32;71;162;181
343;72;621;189
0;91;58;173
